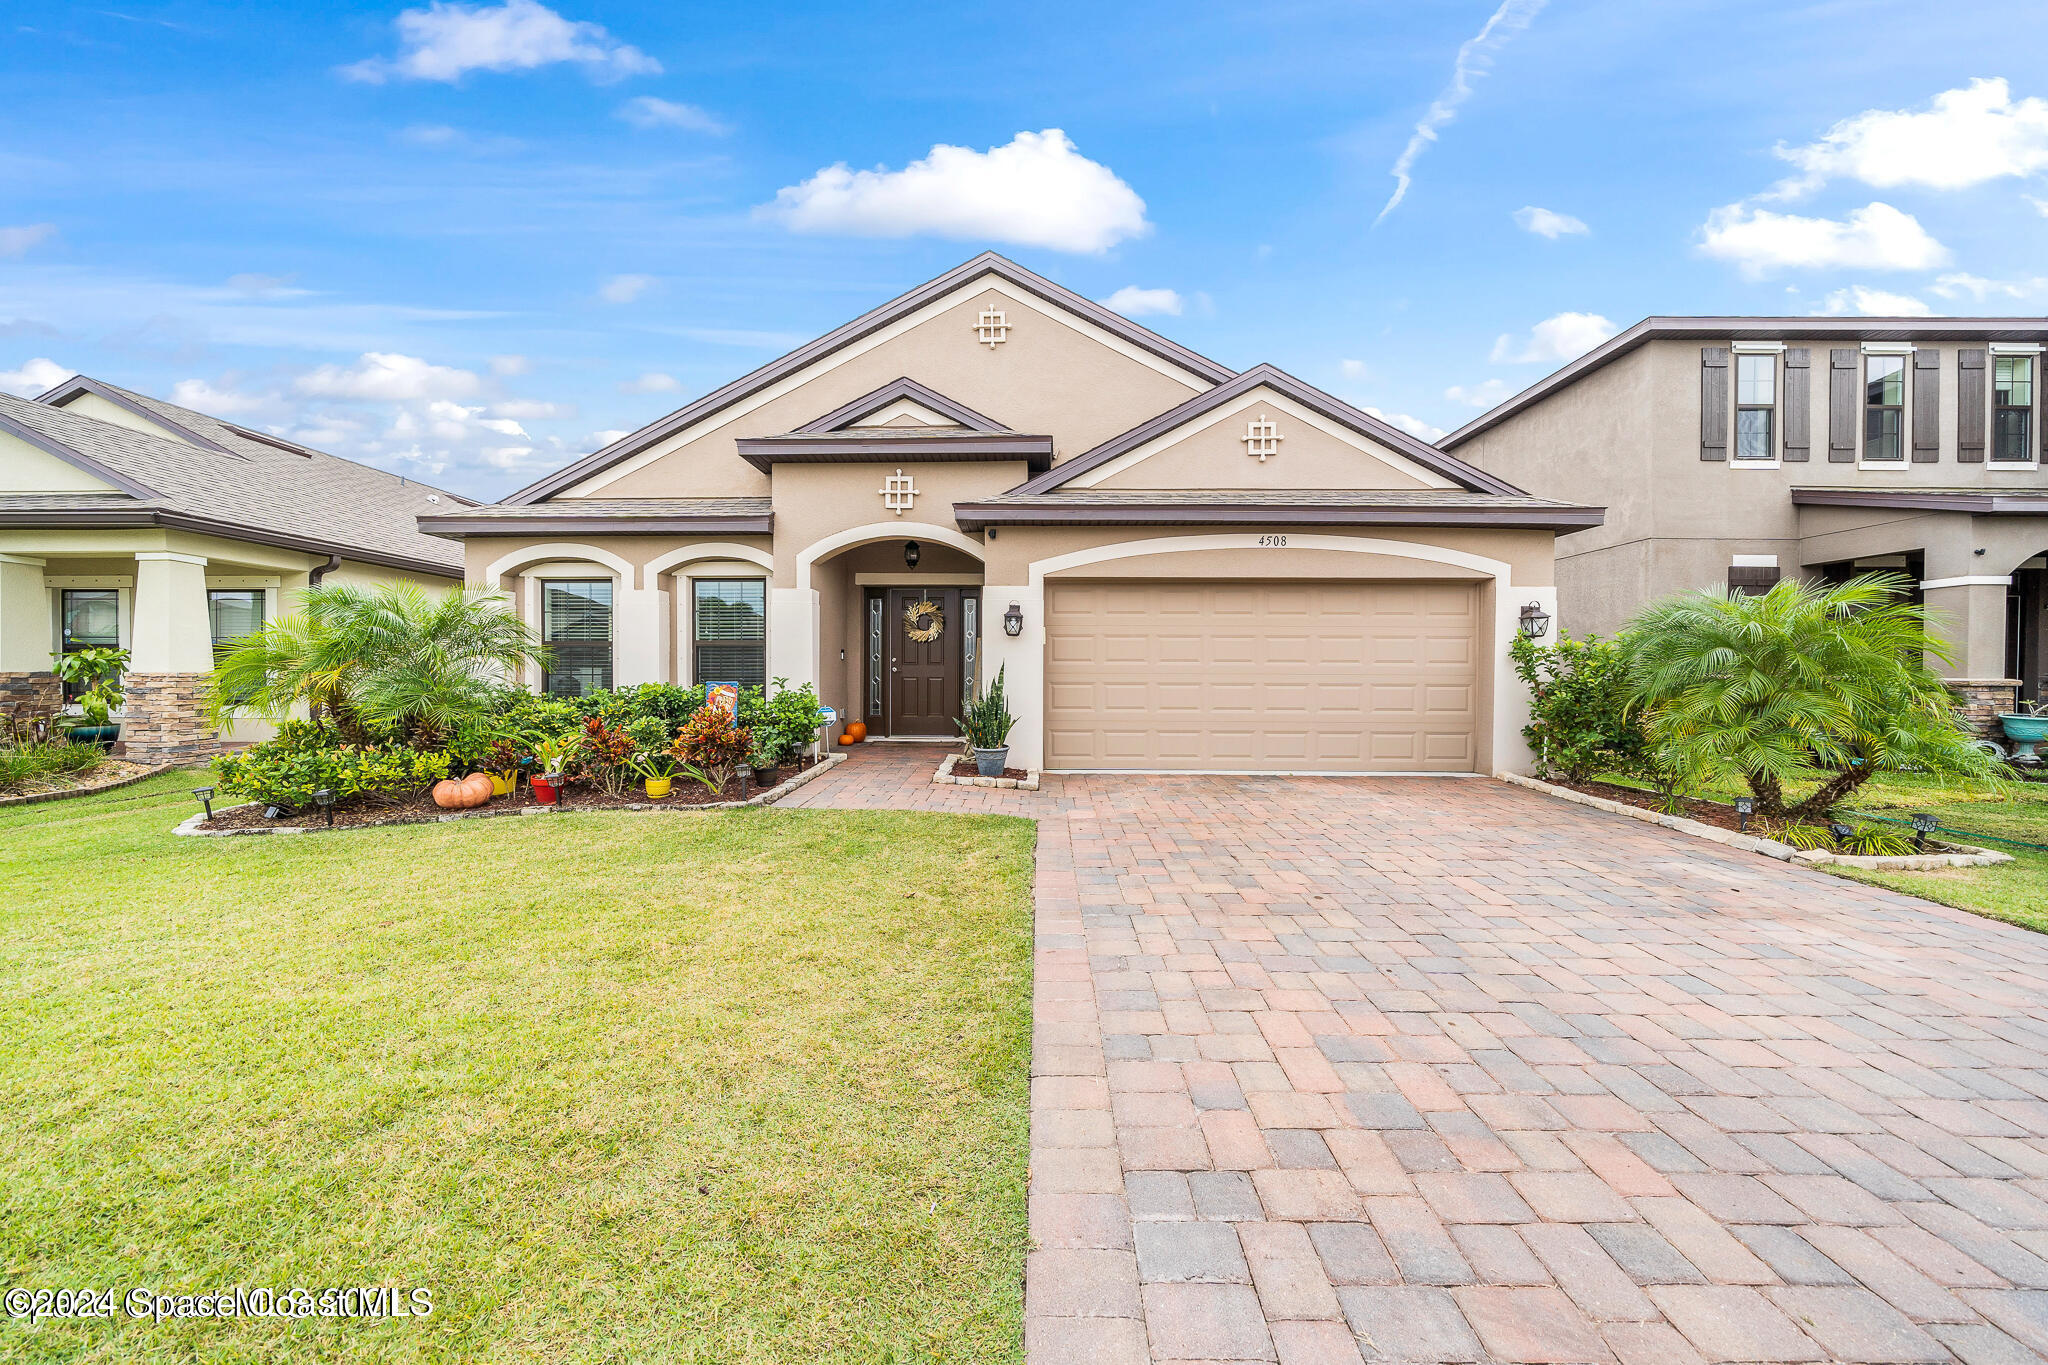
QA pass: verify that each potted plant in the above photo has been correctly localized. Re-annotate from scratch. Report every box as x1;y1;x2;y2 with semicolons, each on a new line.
51;647;129;747
630;748;682;799
747;733;785;788
957;666;1017;777
529;733;577;805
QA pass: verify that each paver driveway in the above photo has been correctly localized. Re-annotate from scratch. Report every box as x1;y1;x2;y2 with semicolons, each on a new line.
786;746;2048;1364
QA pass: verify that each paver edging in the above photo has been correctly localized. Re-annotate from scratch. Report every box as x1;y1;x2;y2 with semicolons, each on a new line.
173;752;847;837
933;751;1042;791
1498;770;2011;868
1;762;183;808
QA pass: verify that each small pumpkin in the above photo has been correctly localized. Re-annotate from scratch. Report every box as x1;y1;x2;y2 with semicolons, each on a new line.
845;721;868;742
460;772;494;808
431;779;465;809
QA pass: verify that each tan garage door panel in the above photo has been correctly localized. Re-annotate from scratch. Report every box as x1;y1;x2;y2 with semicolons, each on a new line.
1046;581;1478;772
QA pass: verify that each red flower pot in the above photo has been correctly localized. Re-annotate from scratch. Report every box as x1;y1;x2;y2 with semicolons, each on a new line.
531;775;561;805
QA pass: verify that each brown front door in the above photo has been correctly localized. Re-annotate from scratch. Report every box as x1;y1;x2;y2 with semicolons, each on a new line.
887;588;962;737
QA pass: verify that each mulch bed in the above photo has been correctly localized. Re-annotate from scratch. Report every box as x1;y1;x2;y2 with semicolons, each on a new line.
1544;777;1756;833
197;758;819;832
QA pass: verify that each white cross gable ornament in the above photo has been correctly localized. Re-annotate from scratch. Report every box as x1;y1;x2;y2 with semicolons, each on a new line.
880;468;918;514
1243;413;1281;462
974;305;1010;348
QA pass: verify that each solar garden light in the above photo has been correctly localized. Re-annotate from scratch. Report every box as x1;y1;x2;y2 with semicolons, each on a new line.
1911;812;1937;850
1829;821;1853;847
1733;795;1753;832
191;786;214;821
313;787;336;827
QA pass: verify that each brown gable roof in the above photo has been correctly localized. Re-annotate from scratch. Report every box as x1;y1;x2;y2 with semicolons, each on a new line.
954;487;1602;532
1010;363;1528;497
792;376;1012;434
1439;315;2048;450
500;251;1236;506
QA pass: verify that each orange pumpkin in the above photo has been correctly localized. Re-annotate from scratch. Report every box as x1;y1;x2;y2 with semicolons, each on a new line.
845;721;868;742
431;779;465;809
460;772;494;807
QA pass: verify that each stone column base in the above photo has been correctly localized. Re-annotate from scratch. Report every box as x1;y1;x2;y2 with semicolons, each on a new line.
0;671;63;726
119;673;227;764
1948;678;2021;740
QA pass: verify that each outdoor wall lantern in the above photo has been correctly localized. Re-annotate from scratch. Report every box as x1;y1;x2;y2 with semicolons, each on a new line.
903;540;921;569
1003;602;1024;637
191;786;214;821
1734;796;1753;833
313;787;336;828
1911;812;1938;850
1517;601;1552;640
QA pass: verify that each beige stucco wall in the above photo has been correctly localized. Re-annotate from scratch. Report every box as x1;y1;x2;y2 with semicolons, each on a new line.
0;429;121;492
769;459;1026;589
51;391;190;443
558;281;1213;500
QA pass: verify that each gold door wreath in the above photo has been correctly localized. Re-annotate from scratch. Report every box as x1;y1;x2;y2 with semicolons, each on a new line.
903;598;944;643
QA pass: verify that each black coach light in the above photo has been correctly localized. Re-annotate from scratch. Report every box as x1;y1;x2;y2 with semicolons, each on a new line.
1518;601;1552;640
313;787;336;827
1734;796;1753;832
192;786;214;821
903;540;921;569
1003;601;1024;637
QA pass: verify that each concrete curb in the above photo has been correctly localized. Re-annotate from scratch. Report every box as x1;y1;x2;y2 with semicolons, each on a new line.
933;752;1042;791
1496;771;2012;869
1;762;184;808
174;752;847;837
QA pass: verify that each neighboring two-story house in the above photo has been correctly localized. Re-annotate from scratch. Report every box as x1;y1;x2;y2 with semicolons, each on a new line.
1440;318;2048;725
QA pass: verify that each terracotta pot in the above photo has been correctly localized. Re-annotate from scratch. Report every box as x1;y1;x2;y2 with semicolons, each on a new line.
845;721;868;742
431;779;465;809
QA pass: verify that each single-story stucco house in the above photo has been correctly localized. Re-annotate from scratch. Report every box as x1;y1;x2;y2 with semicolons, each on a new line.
421;253;1601;775
0;377;465;760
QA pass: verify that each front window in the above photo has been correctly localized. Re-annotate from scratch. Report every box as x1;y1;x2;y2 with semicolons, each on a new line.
1864;355;1905;462
1994;355;2035;463
59;588;119;700
207;589;264;666
692;579;766;688
541;580;613;697
1735;353;1776;461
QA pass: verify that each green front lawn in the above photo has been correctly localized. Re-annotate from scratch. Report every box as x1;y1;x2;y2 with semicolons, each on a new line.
0;773;1034;1363
1596;765;2048;936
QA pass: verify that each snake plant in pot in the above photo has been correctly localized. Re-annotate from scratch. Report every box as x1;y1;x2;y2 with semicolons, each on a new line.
957;665;1018;777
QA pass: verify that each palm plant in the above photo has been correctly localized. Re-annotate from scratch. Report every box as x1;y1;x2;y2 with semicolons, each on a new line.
1625;573;2002;822
208;582;547;745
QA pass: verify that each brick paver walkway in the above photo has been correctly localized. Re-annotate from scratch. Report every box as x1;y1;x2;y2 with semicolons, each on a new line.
785;744;2048;1364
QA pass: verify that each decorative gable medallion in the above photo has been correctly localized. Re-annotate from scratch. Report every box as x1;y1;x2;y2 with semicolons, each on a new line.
1243;413;1282;463
879;468;919;515
973;306;1011;348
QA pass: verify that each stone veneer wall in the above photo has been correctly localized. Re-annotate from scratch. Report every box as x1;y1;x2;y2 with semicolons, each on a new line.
119;673;226;764
1948;678;2021;742
0;671;62;721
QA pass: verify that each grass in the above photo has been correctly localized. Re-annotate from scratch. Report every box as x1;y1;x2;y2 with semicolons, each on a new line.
0;772;1035;1363
1592;764;2048;936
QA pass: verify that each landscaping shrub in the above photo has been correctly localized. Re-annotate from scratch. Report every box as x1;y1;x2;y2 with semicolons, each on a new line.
569;716;640;799
0;737;103;794
1510;631;1652;782
212;740;451;809
753;680;824;764
673;705;752;793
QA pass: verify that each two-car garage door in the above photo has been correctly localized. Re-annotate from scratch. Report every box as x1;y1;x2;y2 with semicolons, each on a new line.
1044;580;1479;772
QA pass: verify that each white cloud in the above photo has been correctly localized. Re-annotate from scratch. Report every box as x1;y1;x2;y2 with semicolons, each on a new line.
169;377;276;415
1490;311;1616;365
1513;206;1588;239
490;398;573;419
0;357;69;396
294;352;483;401
615;96;727;133
760;128;1149;254
342;0;659;84
1375;0;1548;224
399;123;464;146
1697;202;1949;278
0;224;56;258
584;428;631;449
2030;195;2048;218
488;353;530;376
599;273;655;304
1771;78;2048;198
1930;272;2048;303
1339;359;1370;380
620;372;680;393
1820;286;1933;317
224;272;304;297
1102;286;1182;317
1445;378;1512;407
1362;406;1446;442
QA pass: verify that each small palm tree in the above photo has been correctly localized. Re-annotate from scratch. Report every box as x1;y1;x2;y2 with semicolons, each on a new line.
1626;573;2000;822
209;581;547;745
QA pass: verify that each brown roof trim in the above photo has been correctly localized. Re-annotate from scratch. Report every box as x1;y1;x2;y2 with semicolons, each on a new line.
792;376;1012;434
1791;487;2048;516
500;252;1234;505
0;408;164;500
735;431;1052;474
1013;363;1527;497
0;504;461;578
953;499;1603;532
420;510;775;538
34;375;241;455
1440;316;2048;450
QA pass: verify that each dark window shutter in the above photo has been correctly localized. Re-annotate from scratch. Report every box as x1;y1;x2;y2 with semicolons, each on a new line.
1700;347;1729;461
1912;350;1940;462
1783;348;1810;461
1958;349;1986;463
1828;348;1858;462
1728;565;1781;595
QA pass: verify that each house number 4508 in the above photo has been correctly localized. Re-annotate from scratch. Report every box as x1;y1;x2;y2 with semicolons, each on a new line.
1258;534;1288;547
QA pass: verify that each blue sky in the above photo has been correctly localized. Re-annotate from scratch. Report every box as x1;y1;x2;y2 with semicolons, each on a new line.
4;0;2045;499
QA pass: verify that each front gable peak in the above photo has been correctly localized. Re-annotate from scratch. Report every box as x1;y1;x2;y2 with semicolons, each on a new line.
794;377;1012;435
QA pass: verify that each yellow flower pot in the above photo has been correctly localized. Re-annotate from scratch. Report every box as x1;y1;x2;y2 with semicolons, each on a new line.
489;769;518;797
644;776;673;800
